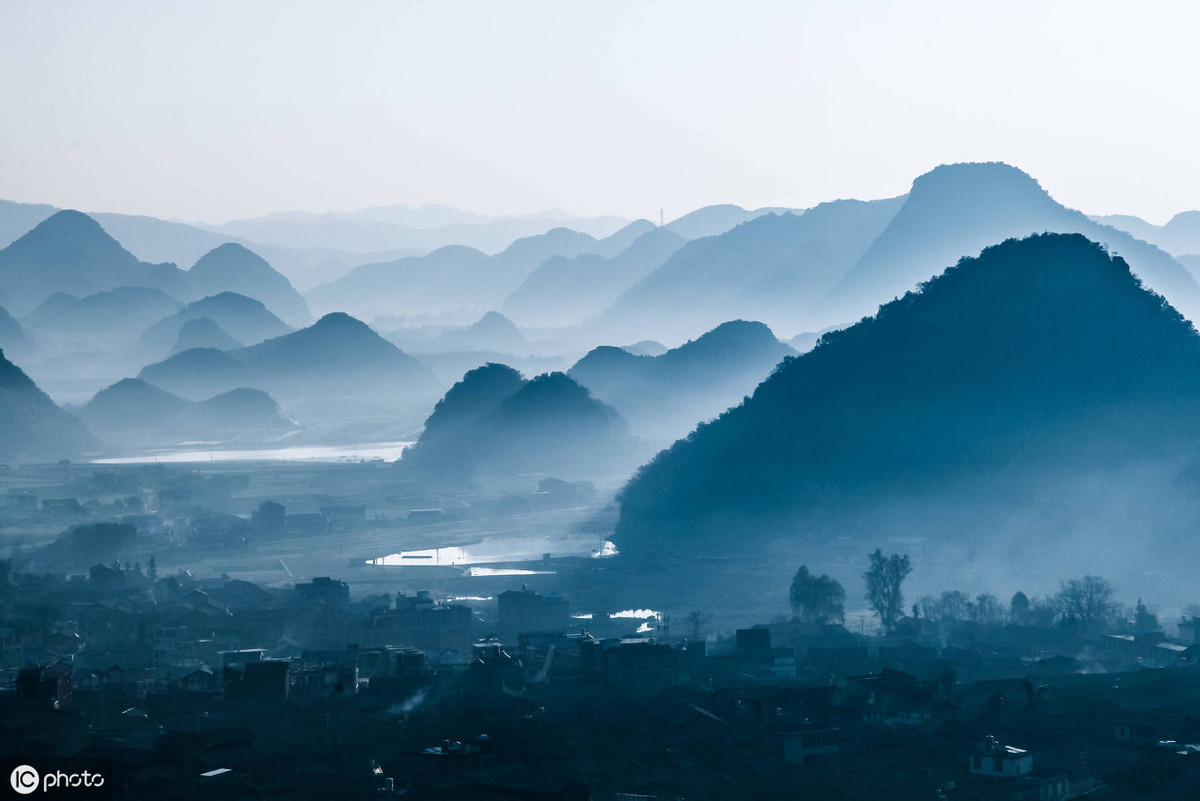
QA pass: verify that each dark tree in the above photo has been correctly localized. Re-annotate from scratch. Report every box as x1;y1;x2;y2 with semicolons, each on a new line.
685;610;713;641
1055;575;1118;632
863;549;912;633
938;666;957;699
1133;598;1159;632
972;593;1003;625
789;566;845;625
1010;591;1031;625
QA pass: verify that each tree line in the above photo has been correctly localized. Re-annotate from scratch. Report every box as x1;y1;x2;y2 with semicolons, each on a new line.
789;550;1180;635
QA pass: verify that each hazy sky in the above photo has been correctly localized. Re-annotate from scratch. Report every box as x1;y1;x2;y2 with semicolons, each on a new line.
3;1;1200;224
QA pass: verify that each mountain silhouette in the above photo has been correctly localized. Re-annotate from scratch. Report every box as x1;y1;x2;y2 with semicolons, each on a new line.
307;244;489;319
401;364;636;485
616;233;1200;564
0;304;34;360
139;291;292;356
502;227;687;328
76;378;193;431
202;207;631;259
0;210;187;315
139;312;438;403
0;346;99;463
76;378;294;448
663;204;797;240
0;199;424;296
308;226;643;321
26;286;183;346
1094;210;1200;259
598;199;903;343
569;320;795;444
170;317;243;355
412;311;528;355
137;347;250;400
622;340;668;356
187;243;312;326
593;220;658;256
816;162;1200;328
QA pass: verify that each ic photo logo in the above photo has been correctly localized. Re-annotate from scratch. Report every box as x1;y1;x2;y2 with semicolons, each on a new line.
10;766;38;795
8;764;106;796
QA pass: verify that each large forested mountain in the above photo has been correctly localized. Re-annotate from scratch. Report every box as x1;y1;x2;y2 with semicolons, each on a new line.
616;234;1200;565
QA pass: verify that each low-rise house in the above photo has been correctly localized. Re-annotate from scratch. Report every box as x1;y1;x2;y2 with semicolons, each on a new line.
970;735;1032;779
778;721;840;766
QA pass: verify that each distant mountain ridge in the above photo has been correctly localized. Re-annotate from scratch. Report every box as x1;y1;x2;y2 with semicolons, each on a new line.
598;199;904;343
307;225;645;321
502;227;687;328
138;312;439;403
1092;210;1200;259
569;320;795;444
75;378;295;448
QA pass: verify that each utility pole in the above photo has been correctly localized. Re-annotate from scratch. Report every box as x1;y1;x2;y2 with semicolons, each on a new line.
659;208;664;227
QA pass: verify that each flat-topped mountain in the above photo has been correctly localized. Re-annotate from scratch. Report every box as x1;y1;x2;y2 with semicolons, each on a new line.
815;162;1200;328
616;234;1200;568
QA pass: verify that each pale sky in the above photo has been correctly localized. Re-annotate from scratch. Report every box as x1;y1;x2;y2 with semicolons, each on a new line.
3;0;1200;224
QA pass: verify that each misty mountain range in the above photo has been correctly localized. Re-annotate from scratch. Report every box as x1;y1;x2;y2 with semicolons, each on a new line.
0;198;639;292
306;222;659;323
7;160;1200;476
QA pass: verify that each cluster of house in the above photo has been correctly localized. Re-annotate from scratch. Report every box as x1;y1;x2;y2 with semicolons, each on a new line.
3;553;1200;799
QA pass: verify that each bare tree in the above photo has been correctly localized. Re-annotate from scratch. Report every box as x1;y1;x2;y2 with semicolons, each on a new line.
863;549;912;633
1055;575;1118;632
972;594;1004;625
